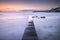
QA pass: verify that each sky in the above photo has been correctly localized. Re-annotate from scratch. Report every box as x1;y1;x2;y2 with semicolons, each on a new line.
0;0;60;11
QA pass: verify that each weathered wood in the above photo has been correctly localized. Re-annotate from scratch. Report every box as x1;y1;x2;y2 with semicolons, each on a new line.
22;21;38;40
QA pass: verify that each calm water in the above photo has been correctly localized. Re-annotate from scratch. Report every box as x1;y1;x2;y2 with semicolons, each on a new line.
33;12;60;40
0;12;60;40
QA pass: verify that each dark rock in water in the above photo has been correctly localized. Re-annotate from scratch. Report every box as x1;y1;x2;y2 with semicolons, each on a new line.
40;16;46;18
35;16;38;18
32;16;35;18
32;16;38;18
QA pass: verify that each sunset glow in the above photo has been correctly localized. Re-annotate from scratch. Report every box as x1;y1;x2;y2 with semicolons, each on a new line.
0;3;51;11
0;0;60;11
0;4;35;11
